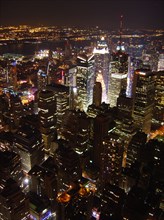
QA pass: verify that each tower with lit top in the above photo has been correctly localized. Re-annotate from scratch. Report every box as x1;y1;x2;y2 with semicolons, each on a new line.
93;37;110;103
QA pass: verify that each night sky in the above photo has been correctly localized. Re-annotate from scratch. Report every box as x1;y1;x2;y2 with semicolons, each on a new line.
0;0;164;29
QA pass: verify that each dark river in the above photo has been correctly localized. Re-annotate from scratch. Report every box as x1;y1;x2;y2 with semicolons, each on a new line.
0;40;92;56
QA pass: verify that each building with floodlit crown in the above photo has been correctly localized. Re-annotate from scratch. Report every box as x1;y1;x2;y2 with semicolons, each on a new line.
93;37;110;103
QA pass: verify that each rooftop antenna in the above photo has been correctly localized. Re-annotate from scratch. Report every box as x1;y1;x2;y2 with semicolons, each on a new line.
119;15;123;51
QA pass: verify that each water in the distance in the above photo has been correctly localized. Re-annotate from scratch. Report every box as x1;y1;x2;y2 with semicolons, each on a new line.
0;40;91;56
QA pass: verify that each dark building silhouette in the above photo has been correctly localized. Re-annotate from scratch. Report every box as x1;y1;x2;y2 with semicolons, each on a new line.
133;69;155;134
0;179;29;220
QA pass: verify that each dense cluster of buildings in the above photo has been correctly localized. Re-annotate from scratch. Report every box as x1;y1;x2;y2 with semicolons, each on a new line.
0;26;163;220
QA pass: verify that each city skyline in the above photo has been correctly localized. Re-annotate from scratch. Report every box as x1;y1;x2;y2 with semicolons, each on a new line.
0;0;164;29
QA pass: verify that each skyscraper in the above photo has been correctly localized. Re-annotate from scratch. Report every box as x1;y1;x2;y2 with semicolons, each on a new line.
93;37;110;103
13;125;44;173
133;69;155;134
76;53;95;111
60;109;90;156
46;83;70;129
108;51;129;107
38;90;57;154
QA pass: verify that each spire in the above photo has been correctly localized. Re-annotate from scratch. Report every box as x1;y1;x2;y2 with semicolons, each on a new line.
119;15;123;51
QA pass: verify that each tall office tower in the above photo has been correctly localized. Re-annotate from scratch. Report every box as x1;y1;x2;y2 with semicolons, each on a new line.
93;82;102;107
126;56;135;98
101;133;124;185
157;54;164;71
109;51;129;107
37;69;47;91
114;119;137;168
13;125;44;173
46;84;69;129
55;139;82;192
60;109;90;155
152;71;164;130
76;54;95;111
9;94;23;129
38;90;57;154
0;151;22;189
109;70;128;107
93;113;115;169
0;179;29;220
117;89;134;119
93;37;110;103
133;69;155;134
68;66;78;110
126;131;147;168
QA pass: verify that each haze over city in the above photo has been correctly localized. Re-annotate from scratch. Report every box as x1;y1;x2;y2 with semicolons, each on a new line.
0;0;164;29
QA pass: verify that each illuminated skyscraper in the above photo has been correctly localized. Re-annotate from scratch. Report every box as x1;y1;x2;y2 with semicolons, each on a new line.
38;90;57;154
37;70;47;91
76;54;95;111
133;69;155;134
109;68;127;107
13;125;44;173
46;84;70;129
108;50;129;107
93;37;110;103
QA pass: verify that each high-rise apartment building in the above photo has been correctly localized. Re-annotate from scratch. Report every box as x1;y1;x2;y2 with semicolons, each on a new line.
133;69;155;134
